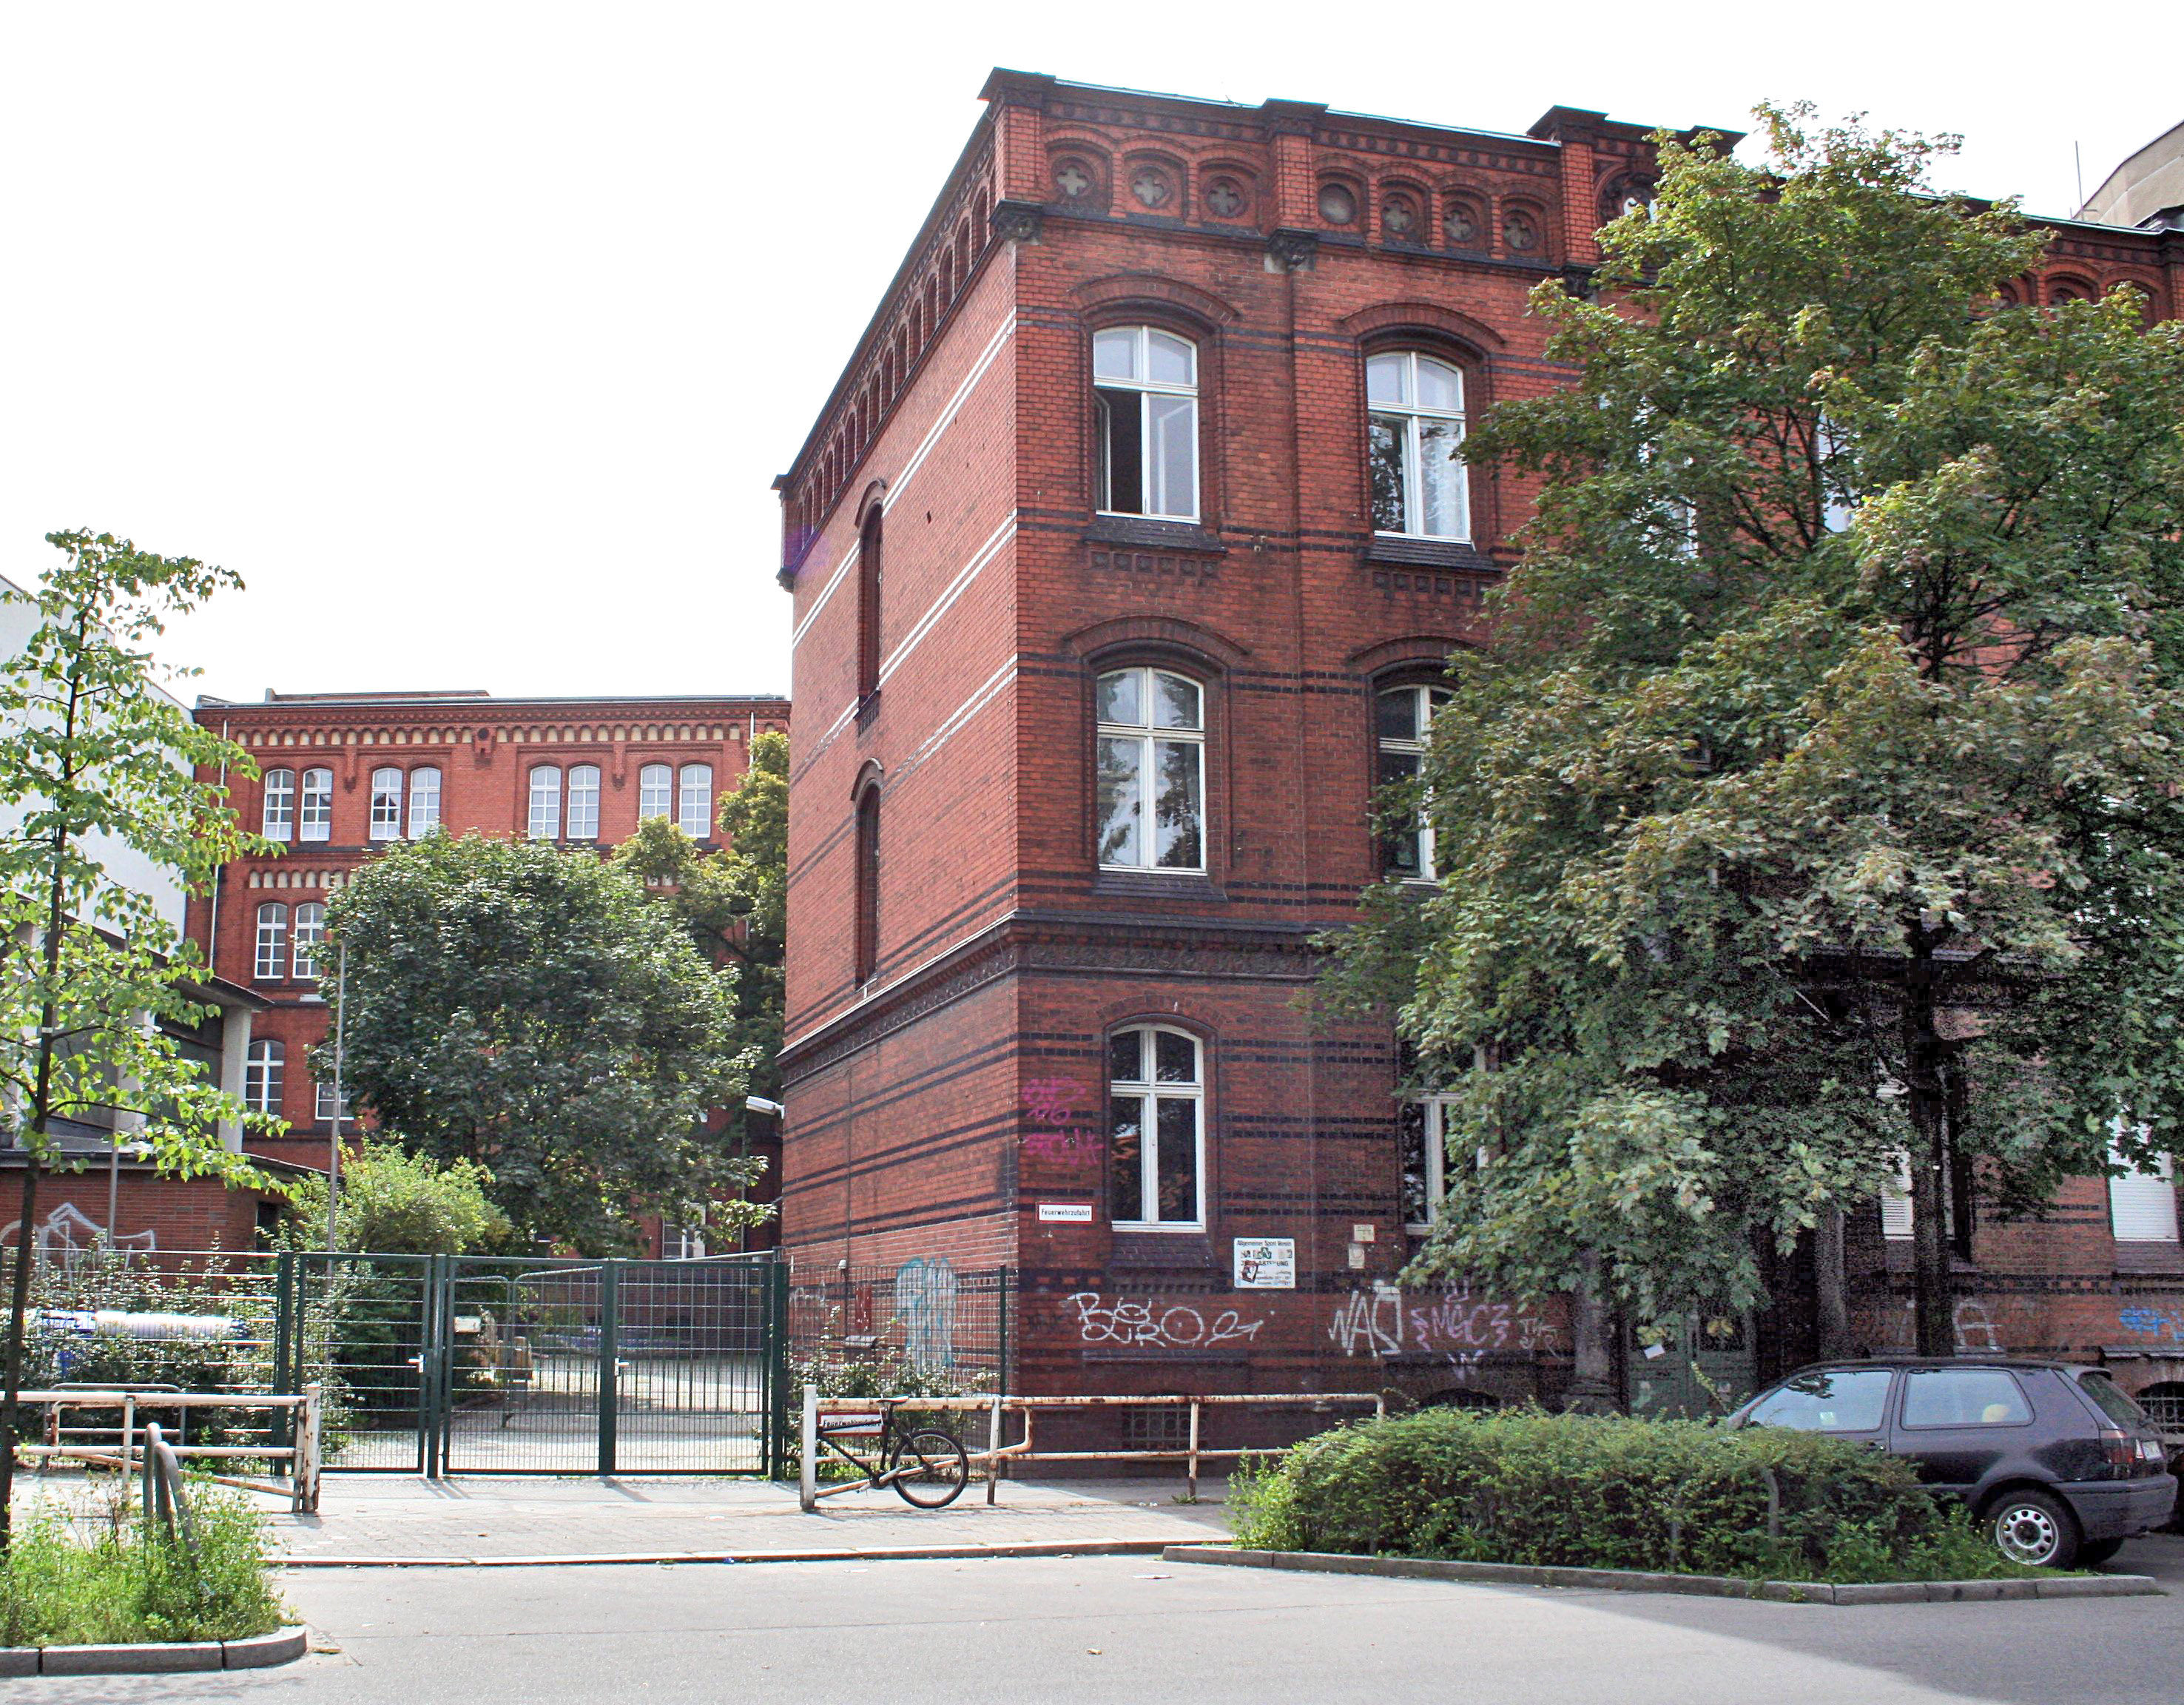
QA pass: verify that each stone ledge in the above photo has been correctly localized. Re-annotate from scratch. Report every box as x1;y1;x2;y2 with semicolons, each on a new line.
283;1537;1182;1568
1162;1546;2166;1604
0;1625;308;1675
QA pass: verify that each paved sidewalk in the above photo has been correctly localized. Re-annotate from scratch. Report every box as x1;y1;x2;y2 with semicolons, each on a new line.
15;1470;1233;1564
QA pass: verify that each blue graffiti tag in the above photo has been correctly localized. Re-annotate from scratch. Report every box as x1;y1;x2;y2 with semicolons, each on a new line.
2117;1306;2184;1344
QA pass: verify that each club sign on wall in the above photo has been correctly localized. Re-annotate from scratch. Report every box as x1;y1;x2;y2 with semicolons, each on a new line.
1233;1237;1295;1289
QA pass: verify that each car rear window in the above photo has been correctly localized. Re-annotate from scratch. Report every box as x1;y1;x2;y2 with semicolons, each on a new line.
1745;1368;1891;1432
2075;1371;2151;1427
1901;1368;2032;1428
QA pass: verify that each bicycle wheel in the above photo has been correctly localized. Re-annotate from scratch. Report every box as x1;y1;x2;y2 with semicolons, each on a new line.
889;1428;969;1507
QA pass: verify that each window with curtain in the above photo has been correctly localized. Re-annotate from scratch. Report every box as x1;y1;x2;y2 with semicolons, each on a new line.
253;904;288;981
1095;667;1204;872
567;764;601;840
528;765;562;839
1094;326;1199;519
638;764;673;820
408;766;442;835
1377;683;1453;879
244;1040;284;1115
1108;1025;1204;1228
261;769;295;841
299;768;334;842
369;767;403;840
1367;351;1469;540
679;764;713;840
291;902;325;981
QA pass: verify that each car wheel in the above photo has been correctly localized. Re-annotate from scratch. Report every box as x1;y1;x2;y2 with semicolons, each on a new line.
1987;1489;2080;1569
2075;1538;2125;1567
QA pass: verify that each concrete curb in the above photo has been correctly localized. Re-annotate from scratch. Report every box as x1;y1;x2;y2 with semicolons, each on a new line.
1162;1545;2166;1604
281;1537;1183;1568
0;1625;309;1675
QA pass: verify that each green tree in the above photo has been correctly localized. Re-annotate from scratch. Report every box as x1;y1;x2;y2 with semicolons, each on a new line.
320;832;765;1253
280;1141;508;1254
0;531;268;1550
1321;107;2184;1376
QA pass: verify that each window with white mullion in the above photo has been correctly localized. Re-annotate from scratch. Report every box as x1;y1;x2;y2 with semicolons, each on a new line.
291;902;326;981
261;769;295;841
369;767;404;840
678;764;713;840
638;764;673;821
253;903;288;981
407;767;442;836
567;764;601;841
528;765;562;840
299;768;334;842
1400;1094;1460;1231
1096;667;1204;872
243;1040;284;1115
1377;683;1452;880
1094;326;1199;520
1109;1025;1205;1228
1367;352;1469;541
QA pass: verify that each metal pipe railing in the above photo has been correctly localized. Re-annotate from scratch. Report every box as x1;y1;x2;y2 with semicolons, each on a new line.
16;1385;323;1512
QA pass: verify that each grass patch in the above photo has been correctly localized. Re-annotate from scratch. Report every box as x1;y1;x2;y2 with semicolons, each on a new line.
1;1476;289;1647
1229;1407;2044;1584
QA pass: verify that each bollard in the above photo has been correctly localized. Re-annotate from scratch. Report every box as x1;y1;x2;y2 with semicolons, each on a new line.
986;1392;1003;1505
799;1384;818;1512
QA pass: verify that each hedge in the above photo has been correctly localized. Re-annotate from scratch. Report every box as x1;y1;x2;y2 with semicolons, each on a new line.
1230;1407;2023;1582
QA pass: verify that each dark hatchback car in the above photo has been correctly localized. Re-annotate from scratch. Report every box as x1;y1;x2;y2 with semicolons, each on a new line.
1729;1358;2177;1567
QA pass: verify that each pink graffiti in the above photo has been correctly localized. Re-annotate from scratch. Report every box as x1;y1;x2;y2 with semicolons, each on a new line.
1022;1077;1087;1124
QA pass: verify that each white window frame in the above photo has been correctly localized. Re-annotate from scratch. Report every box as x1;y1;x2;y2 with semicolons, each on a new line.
2110;1128;2180;1244
1401;1094;1460;1232
1377;682;1452;881
408;766;442;836
291;901;326;982
528;765;562;840
638;763;673;821
314;1075;350;1124
1108;1024;1207;1230
567;764;602;841
261;769;295;841
678;764;713;841
1095;667;1205;873
244;1039;284;1115
298;767;334;842
1093;326;1200;521
1881;1152;1915;1240
253;903;288;981
1366;350;1471;541
369;767;404;840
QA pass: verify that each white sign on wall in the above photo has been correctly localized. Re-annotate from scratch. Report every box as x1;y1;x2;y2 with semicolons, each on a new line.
1233;1237;1296;1289
1037;1203;1094;1223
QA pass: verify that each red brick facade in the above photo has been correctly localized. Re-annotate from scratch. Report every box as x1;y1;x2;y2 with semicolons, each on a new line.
776;73;2184;1414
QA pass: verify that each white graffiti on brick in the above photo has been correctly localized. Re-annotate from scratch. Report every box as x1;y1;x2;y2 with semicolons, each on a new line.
1066;1292;1264;1350
1327;1279;1559;1360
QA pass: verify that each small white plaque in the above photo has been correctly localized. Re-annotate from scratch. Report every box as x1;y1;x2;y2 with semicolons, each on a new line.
1351;1223;1376;1244
1037;1203;1094;1223
1234;1237;1296;1288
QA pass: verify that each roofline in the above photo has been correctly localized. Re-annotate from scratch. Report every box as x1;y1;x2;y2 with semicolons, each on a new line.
197;693;789;711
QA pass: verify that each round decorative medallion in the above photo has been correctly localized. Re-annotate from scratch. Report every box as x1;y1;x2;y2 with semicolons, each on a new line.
1054;160;1092;200
1318;183;1356;224
1205;177;1245;218
1505;209;1539;252
1443;204;1478;245
1132;168;1173;210
1383;195;1418;237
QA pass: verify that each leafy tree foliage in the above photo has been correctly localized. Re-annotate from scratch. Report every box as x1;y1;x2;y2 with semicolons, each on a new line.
280;1142;508;1255
1322;107;2184;1359
0;531;267;1548
321;832;764;1254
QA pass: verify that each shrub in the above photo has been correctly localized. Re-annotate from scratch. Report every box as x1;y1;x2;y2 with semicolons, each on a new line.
0;1479;289;1647
1230;1407;2032;1582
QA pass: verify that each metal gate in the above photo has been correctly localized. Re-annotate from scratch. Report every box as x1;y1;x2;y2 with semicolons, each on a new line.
274;1251;788;1476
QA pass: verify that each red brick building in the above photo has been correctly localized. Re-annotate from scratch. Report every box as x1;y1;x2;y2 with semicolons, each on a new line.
777;73;2184;1419
182;687;789;1253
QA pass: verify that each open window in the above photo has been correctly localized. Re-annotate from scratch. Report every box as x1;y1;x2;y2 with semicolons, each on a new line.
1095;667;1204;872
1094;326;1199;519
1367;352;1469;540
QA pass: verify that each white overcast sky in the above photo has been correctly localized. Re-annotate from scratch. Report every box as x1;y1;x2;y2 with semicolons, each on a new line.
3;2;2177;706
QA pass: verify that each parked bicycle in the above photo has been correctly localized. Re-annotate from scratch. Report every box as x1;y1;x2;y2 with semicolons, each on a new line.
810;1399;970;1507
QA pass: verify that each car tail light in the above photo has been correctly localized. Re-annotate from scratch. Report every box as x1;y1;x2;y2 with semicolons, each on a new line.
2099;1429;2137;1478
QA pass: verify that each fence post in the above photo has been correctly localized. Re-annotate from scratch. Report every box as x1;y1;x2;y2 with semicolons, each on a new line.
272;1248;297;1449
121;1393;136;1485
800;1384;818;1511
985;1392;1003;1506
297;1384;323;1514
597;1260;621;1476
141;1422;159;1532
767;1259;792;1479
1187;1399;1201;1503
421;1254;446;1481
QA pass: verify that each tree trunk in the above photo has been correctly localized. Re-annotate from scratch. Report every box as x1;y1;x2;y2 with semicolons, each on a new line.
1565;1248;1618;1413
0;1158;38;1553
1815;1208;1854;1359
1904;947;1955;1357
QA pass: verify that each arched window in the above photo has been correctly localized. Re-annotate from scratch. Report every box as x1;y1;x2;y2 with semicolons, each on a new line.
1376;683;1452;879
291;902;326;981
638;763;673;821
1096;668;1204;872
857;503;884;700
567;764;601;841
243;1039;284;1116
1367;352;1469;540
528;765;562;839
1093;326;1199;519
254;904;288;981
1109;1025;1204;1228
408;767;442;835
261;769;296;841
369;767;404;840
854;783;881;986
679;764;714;840
299;767;334;842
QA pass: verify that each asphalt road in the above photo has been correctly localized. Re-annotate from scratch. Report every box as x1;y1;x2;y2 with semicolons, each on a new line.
16;1535;2182;1705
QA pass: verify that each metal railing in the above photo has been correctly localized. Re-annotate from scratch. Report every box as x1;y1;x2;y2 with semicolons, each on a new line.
13;1385;323;1512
